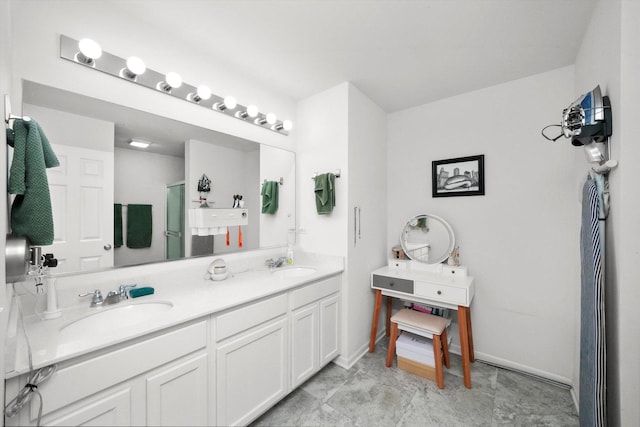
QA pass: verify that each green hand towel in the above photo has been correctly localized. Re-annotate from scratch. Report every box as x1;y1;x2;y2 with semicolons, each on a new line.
114;204;123;248
7;119;59;245
261;180;279;214
126;204;152;248
314;173;335;215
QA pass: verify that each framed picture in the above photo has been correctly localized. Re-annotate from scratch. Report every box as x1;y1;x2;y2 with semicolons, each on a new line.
432;155;485;197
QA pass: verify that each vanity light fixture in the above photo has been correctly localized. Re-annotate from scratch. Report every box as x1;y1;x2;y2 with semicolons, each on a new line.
59;35;292;135
129;139;151;148
214;96;237;111
189;85;212;103
236;104;259;119
157;72;182;92
75;38;102;66
120;56;146;80
274;119;293;132
256;112;277;126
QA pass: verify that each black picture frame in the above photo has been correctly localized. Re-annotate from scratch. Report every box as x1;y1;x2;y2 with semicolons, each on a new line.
432;155;485;197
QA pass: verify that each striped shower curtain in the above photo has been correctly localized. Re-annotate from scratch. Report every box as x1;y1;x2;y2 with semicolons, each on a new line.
579;172;606;427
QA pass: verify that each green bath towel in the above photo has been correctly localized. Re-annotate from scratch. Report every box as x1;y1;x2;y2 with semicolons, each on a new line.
261;180;279;214
114;204;123;248
7;119;59;245
314;173;335;215
126;204;152;248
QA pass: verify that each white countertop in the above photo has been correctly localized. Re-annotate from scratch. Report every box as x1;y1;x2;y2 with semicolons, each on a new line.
6;250;344;379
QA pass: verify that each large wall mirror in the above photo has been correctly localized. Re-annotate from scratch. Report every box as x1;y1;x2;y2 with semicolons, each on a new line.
21;80;295;275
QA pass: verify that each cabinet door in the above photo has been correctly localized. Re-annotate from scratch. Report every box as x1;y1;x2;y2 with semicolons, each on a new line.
320;294;341;366
146;353;208;426
216;318;288;427
291;304;319;388
46;386;133;427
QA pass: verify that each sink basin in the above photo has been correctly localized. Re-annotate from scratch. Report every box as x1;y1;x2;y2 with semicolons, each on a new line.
272;267;317;278
60;301;173;337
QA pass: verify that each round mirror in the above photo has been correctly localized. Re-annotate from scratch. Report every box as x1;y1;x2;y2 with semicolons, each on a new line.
400;214;455;264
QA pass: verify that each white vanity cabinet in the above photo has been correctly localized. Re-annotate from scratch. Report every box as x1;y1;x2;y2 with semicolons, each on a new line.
290;276;341;388
5;320;208;427
214;293;289;427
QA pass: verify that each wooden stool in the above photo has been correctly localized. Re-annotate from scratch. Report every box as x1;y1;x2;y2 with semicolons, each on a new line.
385;308;450;388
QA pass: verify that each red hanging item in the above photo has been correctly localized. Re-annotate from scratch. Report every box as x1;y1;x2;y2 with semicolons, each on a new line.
238;226;243;248
226;227;230;246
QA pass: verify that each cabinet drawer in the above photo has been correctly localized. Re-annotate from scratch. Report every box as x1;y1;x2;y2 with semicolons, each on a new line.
291;275;340;310
414;281;467;305
372;274;414;294
216;293;287;341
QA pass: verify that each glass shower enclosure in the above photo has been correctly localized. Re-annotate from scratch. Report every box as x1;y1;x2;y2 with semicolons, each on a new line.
165;182;185;260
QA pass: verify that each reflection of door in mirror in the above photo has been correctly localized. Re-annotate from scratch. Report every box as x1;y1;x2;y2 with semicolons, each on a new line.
165;183;185;260
28;105;116;273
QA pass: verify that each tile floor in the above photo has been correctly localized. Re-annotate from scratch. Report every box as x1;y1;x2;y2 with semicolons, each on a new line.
252;342;578;426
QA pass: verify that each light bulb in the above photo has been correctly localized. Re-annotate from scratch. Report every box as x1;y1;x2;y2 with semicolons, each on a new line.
282;120;293;131
78;38;102;60
165;72;182;89
126;56;146;76
246;105;259;118
266;112;277;125
197;85;212;100
223;96;237;110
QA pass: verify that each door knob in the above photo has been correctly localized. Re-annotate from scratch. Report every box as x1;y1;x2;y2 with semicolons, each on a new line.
104;244;112;251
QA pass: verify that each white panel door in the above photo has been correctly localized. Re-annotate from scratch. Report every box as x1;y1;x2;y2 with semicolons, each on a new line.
146;353;208;426
45;144;114;272
291;304;319;388
216;318;288;426
320;294;341;366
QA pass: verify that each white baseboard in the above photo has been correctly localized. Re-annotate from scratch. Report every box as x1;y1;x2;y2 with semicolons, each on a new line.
333;338;372;370
473;350;573;387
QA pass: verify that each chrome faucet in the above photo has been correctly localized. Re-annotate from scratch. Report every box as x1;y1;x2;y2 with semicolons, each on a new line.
105;284;137;305
79;289;104;307
265;257;287;268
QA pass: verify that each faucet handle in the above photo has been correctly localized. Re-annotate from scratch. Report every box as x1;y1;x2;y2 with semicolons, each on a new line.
79;289;104;307
118;284;137;299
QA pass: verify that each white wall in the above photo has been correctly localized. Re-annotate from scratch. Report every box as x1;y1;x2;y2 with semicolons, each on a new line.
114;148;184;266
575;1;640;425
617;3;640;424
387;66;579;383
296;83;349;256
22;104;114;152
260;146;296;248
185;139;259;256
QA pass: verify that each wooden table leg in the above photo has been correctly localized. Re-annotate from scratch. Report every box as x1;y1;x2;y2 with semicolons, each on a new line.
458;305;473;388
369;290;382;352
466;306;475;362
385;296;393;336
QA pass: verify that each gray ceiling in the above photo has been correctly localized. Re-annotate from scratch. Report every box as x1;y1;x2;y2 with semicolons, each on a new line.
108;0;599;112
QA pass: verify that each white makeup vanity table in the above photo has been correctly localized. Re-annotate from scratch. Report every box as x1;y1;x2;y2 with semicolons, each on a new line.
369;214;476;388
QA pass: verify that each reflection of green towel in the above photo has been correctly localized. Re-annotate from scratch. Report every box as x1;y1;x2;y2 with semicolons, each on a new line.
314;173;335;215
7;119;59;245
126;204;152;248
261;180;279;214
114;204;123;248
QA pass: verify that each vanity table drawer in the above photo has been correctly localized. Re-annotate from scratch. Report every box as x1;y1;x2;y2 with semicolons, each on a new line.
414;281;467;305
372;274;414;294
